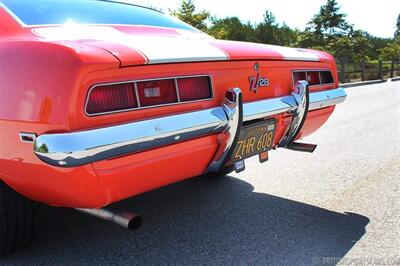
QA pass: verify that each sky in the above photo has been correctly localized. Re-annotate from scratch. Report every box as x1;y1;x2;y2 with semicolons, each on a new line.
128;0;400;38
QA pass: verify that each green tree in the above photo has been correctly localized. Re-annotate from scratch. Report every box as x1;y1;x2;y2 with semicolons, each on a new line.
298;0;351;48
208;17;257;42
308;0;350;38
253;11;298;46
366;35;392;59
170;0;210;32
297;0;376;63
254;11;279;44
379;38;400;78
379;41;400;62
395;14;400;37
326;36;354;62
350;30;374;62
275;23;299;47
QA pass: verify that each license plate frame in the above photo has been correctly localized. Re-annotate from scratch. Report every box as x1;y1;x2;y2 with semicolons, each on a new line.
231;119;276;162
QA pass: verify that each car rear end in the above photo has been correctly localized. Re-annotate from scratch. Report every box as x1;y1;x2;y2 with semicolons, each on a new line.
29;57;344;208
0;1;346;209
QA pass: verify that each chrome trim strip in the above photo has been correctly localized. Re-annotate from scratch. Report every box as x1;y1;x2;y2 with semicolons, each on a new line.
35;107;228;167
134;82;141;108
174;79;181;102
242;96;293;122
84;74;214;117
309;88;347;110
34;88;346;167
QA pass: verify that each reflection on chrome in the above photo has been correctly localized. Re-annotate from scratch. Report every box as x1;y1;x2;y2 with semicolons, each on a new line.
279;80;309;148
207;88;242;173
34;87;346;167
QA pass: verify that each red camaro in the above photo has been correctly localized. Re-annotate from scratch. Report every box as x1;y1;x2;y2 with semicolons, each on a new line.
0;0;346;254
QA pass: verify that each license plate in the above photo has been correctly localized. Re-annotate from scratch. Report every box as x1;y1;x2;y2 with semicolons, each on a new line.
231;120;276;162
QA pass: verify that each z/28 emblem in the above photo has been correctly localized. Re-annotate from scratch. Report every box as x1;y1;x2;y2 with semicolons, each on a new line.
249;73;269;93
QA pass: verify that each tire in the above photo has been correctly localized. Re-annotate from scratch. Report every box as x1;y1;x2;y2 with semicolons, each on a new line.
0;181;40;256
202;165;235;178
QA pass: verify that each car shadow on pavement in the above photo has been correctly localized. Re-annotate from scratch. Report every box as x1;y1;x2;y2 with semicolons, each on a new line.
4;175;369;265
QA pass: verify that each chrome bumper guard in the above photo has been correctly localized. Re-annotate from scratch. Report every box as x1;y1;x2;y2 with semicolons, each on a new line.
34;87;346;168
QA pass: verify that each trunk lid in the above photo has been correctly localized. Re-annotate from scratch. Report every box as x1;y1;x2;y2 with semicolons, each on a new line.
31;25;331;67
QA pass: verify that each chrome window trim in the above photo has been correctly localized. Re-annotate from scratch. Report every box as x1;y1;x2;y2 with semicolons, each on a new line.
1;1;198;32
292;69;335;88
84;74;215;117
25;24;199;33
0;2;26;27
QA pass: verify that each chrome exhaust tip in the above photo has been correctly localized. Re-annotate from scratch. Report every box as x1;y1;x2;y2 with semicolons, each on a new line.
76;208;142;230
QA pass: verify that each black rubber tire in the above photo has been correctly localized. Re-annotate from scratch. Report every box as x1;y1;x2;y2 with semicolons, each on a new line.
202;165;235;178
0;181;40;256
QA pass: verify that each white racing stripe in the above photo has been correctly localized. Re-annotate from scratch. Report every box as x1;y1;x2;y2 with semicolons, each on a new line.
123;35;228;64
34;26;320;63
33;26;228;64
266;44;320;61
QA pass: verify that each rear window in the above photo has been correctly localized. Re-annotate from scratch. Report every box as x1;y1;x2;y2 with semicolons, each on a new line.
1;0;195;31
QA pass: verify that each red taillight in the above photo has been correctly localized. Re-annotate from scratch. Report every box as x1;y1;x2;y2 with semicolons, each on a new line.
306;71;320;85
178;77;212;102
137;79;178;107
86;76;212;115
86;83;137;115
293;72;306;83
320;71;334;84
293;70;333;86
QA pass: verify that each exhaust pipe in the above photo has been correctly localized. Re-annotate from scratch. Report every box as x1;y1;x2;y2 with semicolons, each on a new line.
76;208;142;230
286;142;317;153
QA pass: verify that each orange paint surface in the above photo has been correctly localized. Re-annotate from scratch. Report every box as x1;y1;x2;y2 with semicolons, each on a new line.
0;9;338;208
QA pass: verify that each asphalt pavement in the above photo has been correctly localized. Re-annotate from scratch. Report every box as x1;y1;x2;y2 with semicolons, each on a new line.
2;81;399;265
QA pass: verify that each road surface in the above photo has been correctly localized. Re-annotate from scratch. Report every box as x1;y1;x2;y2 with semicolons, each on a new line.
3;82;399;265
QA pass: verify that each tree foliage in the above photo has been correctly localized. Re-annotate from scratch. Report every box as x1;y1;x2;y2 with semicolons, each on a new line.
170;0;209;32
208;17;257;42
170;0;398;63
254;11;298;46
297;0;364;61
307;0;350;37
379;14;400;63
379;38;400;62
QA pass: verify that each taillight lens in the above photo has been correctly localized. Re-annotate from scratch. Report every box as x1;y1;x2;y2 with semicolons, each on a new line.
320;71;334;84
306;71;320;85
178;77;212;102
86;83;137;115
86;76;212;115
293;70;333;86
293;72;306;83
137;79;178;107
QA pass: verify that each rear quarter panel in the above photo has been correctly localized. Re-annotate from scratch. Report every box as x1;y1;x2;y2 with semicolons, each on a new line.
0;38;120;206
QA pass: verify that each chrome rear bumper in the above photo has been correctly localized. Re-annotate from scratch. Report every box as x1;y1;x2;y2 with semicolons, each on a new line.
34;87;346;168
